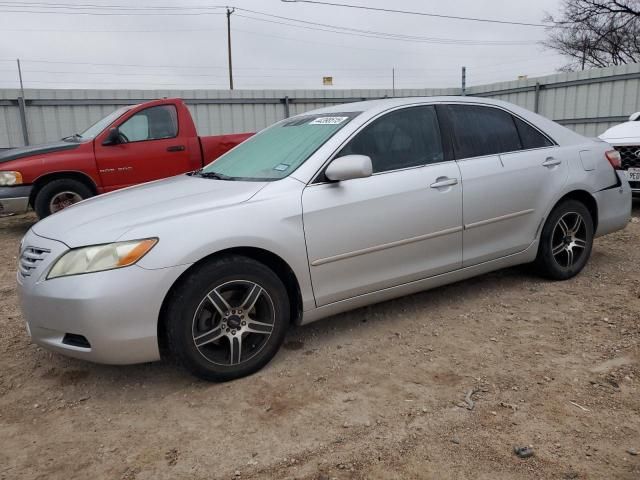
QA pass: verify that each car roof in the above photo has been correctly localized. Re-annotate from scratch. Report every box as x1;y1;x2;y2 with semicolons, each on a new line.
305;96;518;115
304;95;586;146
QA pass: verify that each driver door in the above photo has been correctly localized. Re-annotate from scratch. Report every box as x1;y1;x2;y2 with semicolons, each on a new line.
94;105;192;191
302;105;463;306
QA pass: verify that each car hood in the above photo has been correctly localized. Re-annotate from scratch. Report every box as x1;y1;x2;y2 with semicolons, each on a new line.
600;121;640;142
32;175;268;247
0;140;80;164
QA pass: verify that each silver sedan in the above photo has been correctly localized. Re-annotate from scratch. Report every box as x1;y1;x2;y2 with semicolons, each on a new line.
17;97;631;381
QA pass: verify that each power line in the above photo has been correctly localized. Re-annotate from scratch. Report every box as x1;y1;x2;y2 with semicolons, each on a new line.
0;2;226;16
0;4;542;45
4;54;560;73
0;1;226;10
0;1;553;28
234;12;538;46
279;0;551;27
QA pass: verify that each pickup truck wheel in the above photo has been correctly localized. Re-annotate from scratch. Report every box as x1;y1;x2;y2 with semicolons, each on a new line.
165;255;290;382
34;179;93;218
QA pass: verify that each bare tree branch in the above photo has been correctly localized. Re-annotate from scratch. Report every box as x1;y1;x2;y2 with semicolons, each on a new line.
544;0;640;70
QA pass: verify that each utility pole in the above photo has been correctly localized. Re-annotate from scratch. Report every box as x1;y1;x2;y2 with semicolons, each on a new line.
16;58;29;145
461;66;466;96
226;7;235;90
392;67;395;97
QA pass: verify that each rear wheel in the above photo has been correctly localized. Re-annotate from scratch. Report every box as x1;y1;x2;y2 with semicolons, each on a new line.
535;199;594;280
34;178;93;218
164;255;290;382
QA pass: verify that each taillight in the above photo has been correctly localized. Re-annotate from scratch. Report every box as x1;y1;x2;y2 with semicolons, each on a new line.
605;150;622;170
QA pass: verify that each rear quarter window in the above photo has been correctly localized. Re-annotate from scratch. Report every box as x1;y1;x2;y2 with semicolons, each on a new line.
513;116;554;149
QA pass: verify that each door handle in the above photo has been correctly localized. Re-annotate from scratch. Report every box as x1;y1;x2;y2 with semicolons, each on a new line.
542;157;561;168
430;177;458;189
167;145;186;152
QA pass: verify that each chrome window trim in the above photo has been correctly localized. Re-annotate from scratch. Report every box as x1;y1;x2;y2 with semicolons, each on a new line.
308;102;447;185
438;102;558;162
308;100;558;184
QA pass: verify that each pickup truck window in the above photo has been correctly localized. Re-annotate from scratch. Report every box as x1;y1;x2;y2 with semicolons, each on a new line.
78;106;131;140
201;112;360;181
119;105;178;143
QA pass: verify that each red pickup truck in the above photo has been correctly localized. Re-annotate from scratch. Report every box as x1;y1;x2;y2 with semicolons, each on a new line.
0;98;252;218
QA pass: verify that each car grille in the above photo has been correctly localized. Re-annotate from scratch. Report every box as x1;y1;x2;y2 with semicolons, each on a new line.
615;145;640;169
19;246;51;277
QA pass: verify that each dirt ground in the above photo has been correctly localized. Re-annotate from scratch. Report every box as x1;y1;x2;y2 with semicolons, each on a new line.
0;205;639;480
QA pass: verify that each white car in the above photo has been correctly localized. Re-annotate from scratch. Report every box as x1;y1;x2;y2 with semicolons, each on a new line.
600;112;640;193
18;97;631;381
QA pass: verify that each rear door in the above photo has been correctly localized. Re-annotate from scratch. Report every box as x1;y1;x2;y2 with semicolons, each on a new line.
439;104;567;266
302;105;463;306
94;105;193;191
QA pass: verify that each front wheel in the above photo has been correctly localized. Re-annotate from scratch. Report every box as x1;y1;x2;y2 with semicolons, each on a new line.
534;199;594;280
164;256;290;382
34;178;93;218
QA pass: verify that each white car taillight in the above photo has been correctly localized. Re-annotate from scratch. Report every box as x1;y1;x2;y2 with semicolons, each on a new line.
605;150;622;170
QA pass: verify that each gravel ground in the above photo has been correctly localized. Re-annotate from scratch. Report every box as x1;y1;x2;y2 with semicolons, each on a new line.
1;205;639;480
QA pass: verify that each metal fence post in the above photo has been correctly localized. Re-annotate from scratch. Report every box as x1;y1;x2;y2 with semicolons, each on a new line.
16;58;30;146
534;82;541;114
461;66;466;96
284;96;290;118
17;96;29;146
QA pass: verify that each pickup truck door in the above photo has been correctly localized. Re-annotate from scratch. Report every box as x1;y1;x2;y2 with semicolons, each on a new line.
94;105;195;191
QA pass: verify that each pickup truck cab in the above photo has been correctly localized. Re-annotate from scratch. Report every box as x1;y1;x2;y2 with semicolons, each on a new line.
0;98;252;218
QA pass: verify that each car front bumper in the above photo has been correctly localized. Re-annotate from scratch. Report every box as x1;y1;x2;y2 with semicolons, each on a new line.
0;185;32;215
17;230;191;365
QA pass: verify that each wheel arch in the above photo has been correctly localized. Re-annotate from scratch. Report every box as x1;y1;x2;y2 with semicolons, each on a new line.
157;246;303;359
551;189;598;232
29;171;99;206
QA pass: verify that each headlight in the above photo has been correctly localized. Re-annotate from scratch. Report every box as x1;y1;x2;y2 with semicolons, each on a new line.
0;171;23;186
47;238;157;279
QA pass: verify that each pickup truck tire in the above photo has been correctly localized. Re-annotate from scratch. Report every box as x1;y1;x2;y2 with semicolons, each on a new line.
164;255;290;382
34;178;93;218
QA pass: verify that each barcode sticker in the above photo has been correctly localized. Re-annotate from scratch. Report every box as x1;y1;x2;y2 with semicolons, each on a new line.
309;116;349;125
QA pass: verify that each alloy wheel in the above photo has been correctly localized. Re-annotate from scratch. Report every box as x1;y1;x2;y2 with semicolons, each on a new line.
551;211;587;268
191;280;275;366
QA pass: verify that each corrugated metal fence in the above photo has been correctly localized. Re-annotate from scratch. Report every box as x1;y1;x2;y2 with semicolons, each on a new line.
1;62;639;149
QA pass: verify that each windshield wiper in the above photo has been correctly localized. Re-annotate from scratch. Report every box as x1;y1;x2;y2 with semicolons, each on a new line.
62;133;83;142
189;169;235;181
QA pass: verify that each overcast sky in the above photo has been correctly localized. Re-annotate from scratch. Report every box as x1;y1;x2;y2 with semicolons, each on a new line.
0;0;567;91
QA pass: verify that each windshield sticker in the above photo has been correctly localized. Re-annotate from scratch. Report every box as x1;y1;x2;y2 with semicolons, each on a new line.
273;163;290;171
309;116;349;125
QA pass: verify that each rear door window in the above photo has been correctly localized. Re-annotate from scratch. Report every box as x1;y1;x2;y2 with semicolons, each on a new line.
443;104;522;159
338;105;444;173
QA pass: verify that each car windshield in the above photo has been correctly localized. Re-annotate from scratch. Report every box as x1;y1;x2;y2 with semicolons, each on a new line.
75;106;132;140
200;112;360;181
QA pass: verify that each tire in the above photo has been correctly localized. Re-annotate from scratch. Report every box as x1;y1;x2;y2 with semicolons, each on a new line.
34;178;93;219
534;199;594;280
164;255;290;382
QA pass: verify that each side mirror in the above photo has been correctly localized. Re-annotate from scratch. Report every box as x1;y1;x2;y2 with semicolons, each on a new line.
102;127;121;146
325;155;372;182
629;112;640;122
